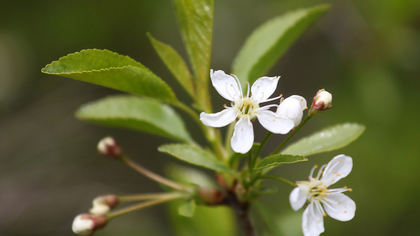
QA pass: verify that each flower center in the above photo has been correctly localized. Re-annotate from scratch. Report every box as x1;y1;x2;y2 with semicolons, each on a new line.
234;97;259;119
308;179;328;202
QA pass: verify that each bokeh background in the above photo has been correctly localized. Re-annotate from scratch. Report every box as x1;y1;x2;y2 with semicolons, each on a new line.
1;0;420;235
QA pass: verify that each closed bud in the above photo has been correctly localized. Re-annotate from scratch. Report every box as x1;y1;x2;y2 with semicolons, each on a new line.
97;137;123;159
90;195;119;215
72;214;108;236
309;89;333;117
198;188;225;205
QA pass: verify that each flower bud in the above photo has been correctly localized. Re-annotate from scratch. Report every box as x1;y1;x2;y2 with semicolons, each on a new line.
90;195;119;215
198;188;225;205
72;214;108;236
309;89;333;117
97;137;123;159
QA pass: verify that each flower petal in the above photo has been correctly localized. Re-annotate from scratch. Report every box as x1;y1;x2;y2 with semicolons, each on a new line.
231;117;254;154
323;193;356;221
290;186;308;211
256;110;294;134
210;69;242;101
276;96;304;127
200;109;238;128
302;202;325;236
251;76;280;103
289;95;307;110
321;154;353;187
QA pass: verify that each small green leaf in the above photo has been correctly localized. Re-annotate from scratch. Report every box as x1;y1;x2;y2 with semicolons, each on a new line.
159;144;234;175
42;49;176;102
232;5;330;87
147;33;195;98
255;154;307;170
178;200;196;217
76;95;192;142
281;123;366;156
173;0;213;83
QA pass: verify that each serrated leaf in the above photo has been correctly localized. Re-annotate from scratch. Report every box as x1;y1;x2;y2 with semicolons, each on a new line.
159;144;233;175
173;0;213;83
281;123;366;156
76;95;192;142
178;200;196;217
173;0;214;111
148;33;195;98
255;154;307;170
232;5;330;87
42;49;176;102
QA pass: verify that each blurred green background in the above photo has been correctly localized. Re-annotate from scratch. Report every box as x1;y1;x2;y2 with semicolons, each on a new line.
1;0;420;235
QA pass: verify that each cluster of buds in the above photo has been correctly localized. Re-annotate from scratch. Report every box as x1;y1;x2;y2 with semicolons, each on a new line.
309;89;333;117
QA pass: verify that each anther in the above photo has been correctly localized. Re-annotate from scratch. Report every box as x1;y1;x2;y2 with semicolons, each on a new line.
322;213;327;217
338;201;341;205
339;160;342;162
349;188;353;192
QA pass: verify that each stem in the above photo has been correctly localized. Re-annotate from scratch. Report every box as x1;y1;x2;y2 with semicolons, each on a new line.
122;156;191;192
270;115;312;155
118;193;176;202
253;132;273;162
259;175;297;188
171;101;227;161
224;122;235;152
107;192;184;219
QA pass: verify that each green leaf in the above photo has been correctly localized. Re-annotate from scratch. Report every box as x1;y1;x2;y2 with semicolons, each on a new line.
232;5;330;87
281;123;366;156
178;200;196;217
255;154;307;170
158;144;234;175
147;33;195;98
76;95;192;142
173;0;213;83
42;49;176;102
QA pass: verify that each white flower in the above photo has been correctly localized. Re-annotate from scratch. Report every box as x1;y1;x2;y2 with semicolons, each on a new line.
200;70;304;154
289;154;355;236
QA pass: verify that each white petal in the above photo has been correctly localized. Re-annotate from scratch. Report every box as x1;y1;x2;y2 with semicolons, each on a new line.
251;76;280;103
302;202;325;236
210;69;242;101
200;109;238;128
256;110;294;134
290;186;308;211
323;193;356;221
289;95;307;111
321;155;353;187
231;117;254;154
276;96;304;127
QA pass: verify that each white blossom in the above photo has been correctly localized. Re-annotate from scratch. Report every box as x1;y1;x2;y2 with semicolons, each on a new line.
200;70;304;154
289;154;355;236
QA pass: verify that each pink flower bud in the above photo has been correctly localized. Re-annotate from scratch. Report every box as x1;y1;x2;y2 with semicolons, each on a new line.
309;89;333;116
72;214;108;235
90;195;119;215
97;137;123;159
